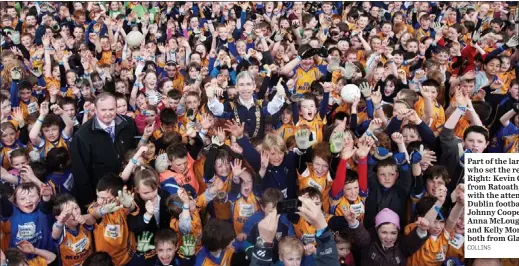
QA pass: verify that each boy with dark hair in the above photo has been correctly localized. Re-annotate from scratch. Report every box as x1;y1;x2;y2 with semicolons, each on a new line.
149;108;183;155
87;173;137;266
82;252;115;266
51;193;96;266
29;102;74;159
159;138;204;193
154;228;195;266
196;219;236;266
415;79;445;135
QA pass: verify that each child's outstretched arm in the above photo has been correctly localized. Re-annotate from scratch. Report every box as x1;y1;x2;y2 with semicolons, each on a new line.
424;185;447;227
18;240;57;264
52;105;74;139
391;132;409;163
0;166;20;185
120;146;148;182
29;101;50;148
52;202;73;240
177;188;193;235
356;136;375;195
445;184;464;233
500;108;518;127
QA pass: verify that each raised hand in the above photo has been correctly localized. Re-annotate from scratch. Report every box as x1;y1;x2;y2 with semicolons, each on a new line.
451;184;465;204
304;244;317;256
17;240;35;254
143;122;155;138
260;150;270;170
368;118;384;131
435;185;448;205
57;202;73;224
297;196;327;230
356;135;375;158
40;184;53;201
51;104;64;115
232;159;246;178
330;131;345;153
295;128;314;150
100;202;123;215
179;234;196;256
415;217;430;231
200;113;214;130
371;90;382;106
258;209;280;242
215;127;226;143
391;132;404;145
224;120;245;138
117;186;134;208
506;35;519;48
359;81;371;98
471;30;482;44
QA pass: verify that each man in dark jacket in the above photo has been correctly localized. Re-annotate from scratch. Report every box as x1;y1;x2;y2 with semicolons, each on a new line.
71;92;139;210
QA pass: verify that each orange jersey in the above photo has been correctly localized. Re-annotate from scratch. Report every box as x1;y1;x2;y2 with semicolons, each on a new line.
414;96;445;133
57;225;94;266
405;223;450;266
277;123;296;142
44;77;60;91
35;135;70;159
170;191;210;253
294;215;333;245
297;164;332;213
231;194;260;235
88;204;137;266
159;155;200;194
28;256;47;266
173;73;185;92
329;195;365;223
446;232;464;261
294;66;322;94
98;50;113;65
19;97;39;119
195;246;235;266
0;220;10;252
296;114;326;143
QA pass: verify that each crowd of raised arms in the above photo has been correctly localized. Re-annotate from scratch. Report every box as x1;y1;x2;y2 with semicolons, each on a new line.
0;1;518;266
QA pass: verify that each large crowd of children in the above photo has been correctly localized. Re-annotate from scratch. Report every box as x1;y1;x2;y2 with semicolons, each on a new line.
0;1;518;266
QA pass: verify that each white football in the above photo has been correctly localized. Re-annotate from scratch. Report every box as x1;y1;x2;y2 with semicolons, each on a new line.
340;84;361;103
126;31;145;48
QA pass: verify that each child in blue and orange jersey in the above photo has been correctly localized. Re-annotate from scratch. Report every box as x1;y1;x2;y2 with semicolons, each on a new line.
10;80;39;119
0;149;29;186
296;141;333;213
329;134;373;222
87;174;138;266
194;219;237;266
2;182;55;259
51;193;96;266
277;105;297;142
227;159;261;241
288;187;349;246
29;102;74;160
203;143;235;194
294;90;330;144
